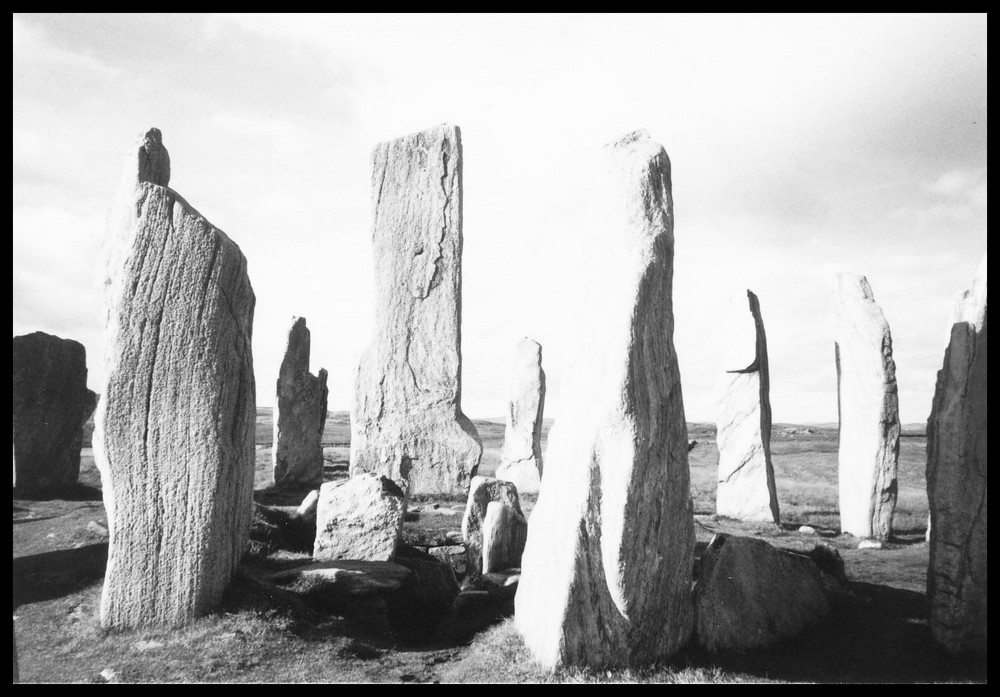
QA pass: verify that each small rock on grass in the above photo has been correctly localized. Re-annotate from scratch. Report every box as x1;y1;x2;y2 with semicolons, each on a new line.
858;538;884;550
798;525;816;535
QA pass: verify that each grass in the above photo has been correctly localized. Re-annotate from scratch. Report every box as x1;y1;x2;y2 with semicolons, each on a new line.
14;411;985;683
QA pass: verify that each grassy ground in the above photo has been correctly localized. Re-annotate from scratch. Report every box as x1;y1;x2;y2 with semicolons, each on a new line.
12;412;986;683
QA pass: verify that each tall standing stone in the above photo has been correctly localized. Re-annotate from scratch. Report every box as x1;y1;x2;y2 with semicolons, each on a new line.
12;332;97;492
926;255;987;654
350;124;482;495
714;290;779;524
94;128;256;629
495;338;546;494
273;316;328;486
515;130;694;669
832;274;900;540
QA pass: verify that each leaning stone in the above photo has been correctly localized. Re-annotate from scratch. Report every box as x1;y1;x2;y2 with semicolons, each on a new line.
481;502;528;574
461;476;526;579
515;131;694;669
12;332;97;492
313;474;407;562
94;128;256;630
694;534;831;653
495;338;546;494
350;124;482;496
926;255;987;655
295;489;320;522
714;290;779;524
832;273;900;540
273;317;328;486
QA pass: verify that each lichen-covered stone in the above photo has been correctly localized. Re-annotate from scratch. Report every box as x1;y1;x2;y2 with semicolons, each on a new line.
273;316;328;486
714;290;779;523
926;255;987;655
12;332;96;491
832;273;899;540
94;128;256;629
350;124;482;495
515;130;694;669
495;338;546;494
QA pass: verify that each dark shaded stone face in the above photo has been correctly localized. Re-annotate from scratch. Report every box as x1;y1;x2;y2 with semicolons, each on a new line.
12;331;95;492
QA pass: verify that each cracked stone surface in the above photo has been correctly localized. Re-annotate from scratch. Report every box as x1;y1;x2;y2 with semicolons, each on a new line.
12;332;97;491
515;130;694;669
495;338;545;494
926;255;987;655
94;128;256;629
714;290;779;524
350;124;482;496
273;316;328;486
832;273;899;541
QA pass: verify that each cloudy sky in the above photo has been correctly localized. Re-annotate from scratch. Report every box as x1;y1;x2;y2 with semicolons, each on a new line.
13;13;986;424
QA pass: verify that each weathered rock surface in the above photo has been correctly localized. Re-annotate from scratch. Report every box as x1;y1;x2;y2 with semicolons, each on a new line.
515;131;695;669
94;128;256;629
714;290;779;523
926;255;987;655
481;501;528;574
350;124;482;496
461;476;526;578
12;332;97;491
295;489;320;522
495;338;546;493
313;473;407;562
391;554;461;629
694;534;833;652
832;273;900;540
273;317;328;486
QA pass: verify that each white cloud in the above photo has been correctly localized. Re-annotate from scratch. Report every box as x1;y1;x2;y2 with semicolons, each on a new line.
12;15;120;79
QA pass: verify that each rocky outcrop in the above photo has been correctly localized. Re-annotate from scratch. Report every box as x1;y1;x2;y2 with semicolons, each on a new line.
461;476;526;578
714;290;779;523
832;273;899;540
694;534;834;652
350;125;481;496
12;332;97;492
926;255;987;655
495;338;546;494
515;130;695;669
273;317;328;486
94;128;256;629
313;474;407;562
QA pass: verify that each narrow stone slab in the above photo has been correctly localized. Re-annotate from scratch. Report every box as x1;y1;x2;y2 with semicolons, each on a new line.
481;501;528;574
495;338;546;493
926;255;987;655
832;273;900;540
313;473;407;562
13;332;97;492
515;130;695;669
94;128;256;629
714;290;779;523
350;124;482;495
273;316;328;486
461;476;526;579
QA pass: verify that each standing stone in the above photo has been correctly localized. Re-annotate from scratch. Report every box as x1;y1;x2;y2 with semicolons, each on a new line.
515;131;694;669
926;255;987;654
12;332;97;492
495;338;546;494
313;474;407;562
350;124;482;496
273;316;329;486
94;128;256;629
832;274;900;540
481;502;528;574
462;476;527;577
714;290;779;524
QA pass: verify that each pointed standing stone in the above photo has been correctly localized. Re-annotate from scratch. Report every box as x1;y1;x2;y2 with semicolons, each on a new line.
94;128;256;629
714;290;779;524
495;338;546;494
273;316;329;486
832;274;900;541
12;332;97;492
350;124;482;495
926;255;987;654
515;130;694;669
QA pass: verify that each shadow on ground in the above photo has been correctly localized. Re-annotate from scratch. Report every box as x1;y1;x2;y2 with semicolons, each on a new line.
13;542;108;610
